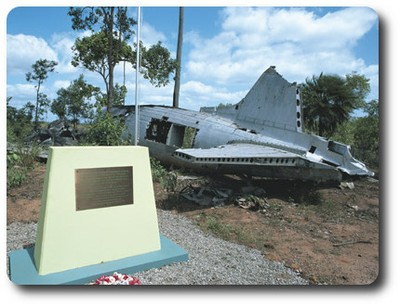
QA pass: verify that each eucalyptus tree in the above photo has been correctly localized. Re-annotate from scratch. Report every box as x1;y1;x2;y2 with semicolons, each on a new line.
69;7;175;112
69;7;135;112
26;59;57;129
51;74;99;128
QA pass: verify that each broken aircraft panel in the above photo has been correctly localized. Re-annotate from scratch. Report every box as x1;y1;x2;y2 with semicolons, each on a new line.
113;66;374;184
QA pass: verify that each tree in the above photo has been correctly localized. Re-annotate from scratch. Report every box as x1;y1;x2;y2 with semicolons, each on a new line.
345;72;371;109
331;99;379;171
141;42;176;87
69;7;135;112
26;59;57;129
84;111;129;146
69;7;175;112
7;98;35;141
352;100;379;170
51;75;99;128
301;72;370;138
95;83;127;110
173;7;184;108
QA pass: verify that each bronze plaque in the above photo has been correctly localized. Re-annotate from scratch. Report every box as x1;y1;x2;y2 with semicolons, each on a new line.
75;166;133;211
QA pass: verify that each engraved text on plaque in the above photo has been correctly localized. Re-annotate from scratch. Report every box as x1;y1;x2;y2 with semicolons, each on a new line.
75;166;133;211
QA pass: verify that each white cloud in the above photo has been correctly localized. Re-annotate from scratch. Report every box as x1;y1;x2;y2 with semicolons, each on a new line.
123;77;173;106
141;22;168;47
7;34;58;76
6;7;379;115
53;80;71;90
185;6;378;98
7;83;37;109
180;80;247;110
182;80;214;94
7;83;35;99
50;32;79;74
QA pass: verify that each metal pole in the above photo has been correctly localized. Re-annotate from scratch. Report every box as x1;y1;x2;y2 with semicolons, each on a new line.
134;6;141;146
173;7;184;108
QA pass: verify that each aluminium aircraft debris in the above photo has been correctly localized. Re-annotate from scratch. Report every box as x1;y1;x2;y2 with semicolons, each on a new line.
111;66;374;184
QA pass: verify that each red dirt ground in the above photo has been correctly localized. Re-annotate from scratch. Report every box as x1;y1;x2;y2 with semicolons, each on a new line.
7;162;379;285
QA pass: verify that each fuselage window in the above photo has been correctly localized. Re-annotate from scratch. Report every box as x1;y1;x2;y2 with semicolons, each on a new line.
145;118;198;148
145;118;171;144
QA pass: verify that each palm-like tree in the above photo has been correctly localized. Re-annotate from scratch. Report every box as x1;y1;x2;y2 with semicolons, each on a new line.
302;73;357;138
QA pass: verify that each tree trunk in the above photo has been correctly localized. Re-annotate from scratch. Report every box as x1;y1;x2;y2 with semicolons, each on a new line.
34;82;41;130
173;7;184;108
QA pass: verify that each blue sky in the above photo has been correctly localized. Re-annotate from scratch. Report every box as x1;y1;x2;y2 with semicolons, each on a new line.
5;3;400;304
6;6;379;121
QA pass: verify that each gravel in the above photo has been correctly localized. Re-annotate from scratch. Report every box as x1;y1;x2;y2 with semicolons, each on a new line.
7;209;308;285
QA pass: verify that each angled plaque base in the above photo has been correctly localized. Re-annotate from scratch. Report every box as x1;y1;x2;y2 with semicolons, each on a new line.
8;234;188;285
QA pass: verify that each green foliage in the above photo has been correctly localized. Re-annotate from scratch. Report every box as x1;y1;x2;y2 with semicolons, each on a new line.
217;103;234;109
204;215;232;238
140;41;177;87
330;119;357;146
7;99;35;142
7;164;27;190
26;59;58;129
345;72;371;108
150;157;177;191
182;127;196;149
83;111;130;146
95;83;127;108
51;74;99;127
7;97;36;189
69;7;136;39
25;59;58;83
69;7;136;111
7;144;41;190
352;101;379;171
331;100;379;171
302;72;379;170
69;7;175;111
302;72;370;138
71;31;122;75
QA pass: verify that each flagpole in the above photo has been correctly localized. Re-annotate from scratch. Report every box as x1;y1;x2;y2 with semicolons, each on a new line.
134;6;141;146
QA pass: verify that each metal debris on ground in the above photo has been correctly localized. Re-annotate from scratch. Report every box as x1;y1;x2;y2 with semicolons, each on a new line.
180;185;232;206
26;118;80;147
235;195;269;211
339;182;355;190
239;186;266;197
179;182;269;211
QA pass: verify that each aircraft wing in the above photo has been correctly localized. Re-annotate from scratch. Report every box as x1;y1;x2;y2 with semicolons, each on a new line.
175;143;298;162
173;143;342;183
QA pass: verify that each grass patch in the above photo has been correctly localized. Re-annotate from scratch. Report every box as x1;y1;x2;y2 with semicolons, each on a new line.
300;199;348;223
195;213;262;249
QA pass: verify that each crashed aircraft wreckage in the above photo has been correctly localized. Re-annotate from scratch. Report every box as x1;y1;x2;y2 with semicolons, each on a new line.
112;66;374;184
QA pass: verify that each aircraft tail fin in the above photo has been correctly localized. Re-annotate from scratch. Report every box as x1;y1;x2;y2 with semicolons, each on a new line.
202;66;303;132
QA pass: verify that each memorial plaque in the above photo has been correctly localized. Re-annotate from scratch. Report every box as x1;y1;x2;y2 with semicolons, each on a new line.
75;166;133;211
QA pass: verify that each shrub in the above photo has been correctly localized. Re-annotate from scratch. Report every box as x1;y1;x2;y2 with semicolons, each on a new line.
83;111;130;146
7;144;41;190
150;157;177;191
